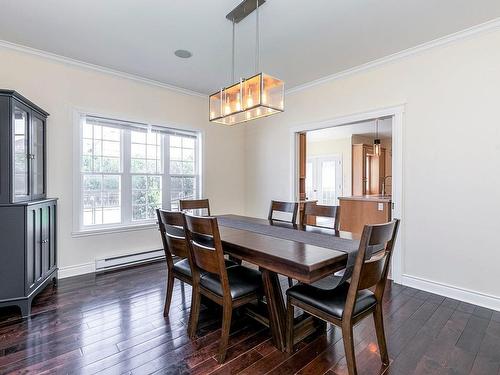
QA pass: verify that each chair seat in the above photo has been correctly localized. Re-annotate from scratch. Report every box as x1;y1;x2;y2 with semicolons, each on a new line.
286;279;377;319
200;265;262;299
173;258;238;278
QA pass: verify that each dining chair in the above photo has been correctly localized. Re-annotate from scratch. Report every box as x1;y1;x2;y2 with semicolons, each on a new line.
183;213;263;363
179;198;242;265
286;219;400;375
156;209;193;317
268;200;299;226
268;200;299;287
301;201;341;230
179;198;211;216
156;209;238;317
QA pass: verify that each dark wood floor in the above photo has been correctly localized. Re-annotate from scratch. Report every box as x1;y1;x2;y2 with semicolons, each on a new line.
0;262;499;375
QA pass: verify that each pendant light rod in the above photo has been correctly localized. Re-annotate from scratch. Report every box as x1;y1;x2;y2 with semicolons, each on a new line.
231;19;236;83
255;0;260;73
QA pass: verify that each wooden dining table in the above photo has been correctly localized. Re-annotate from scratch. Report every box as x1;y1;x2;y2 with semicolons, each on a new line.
216;214;360;351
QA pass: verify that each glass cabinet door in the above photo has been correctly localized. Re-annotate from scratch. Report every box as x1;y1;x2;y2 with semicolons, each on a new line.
13;106;30;200
31;114;45;198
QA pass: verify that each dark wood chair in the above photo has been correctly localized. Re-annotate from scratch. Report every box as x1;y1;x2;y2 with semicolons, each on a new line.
268;200;299;287
183;213;263;363
286;220;400;375
157;209;238;317
179;198;243;265
301;201;341;230
268;200;299;226
156;209;193;317
179;198;211;216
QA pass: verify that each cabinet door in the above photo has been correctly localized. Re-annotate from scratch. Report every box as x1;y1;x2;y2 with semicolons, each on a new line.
31;113;46;199
41;205;50;275
12;103;30;202
45;202;57;272
26;205;43;294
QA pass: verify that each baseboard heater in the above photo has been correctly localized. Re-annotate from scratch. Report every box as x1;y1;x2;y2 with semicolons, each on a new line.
95;249;165;272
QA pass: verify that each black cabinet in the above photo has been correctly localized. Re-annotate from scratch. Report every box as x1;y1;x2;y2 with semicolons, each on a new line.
0;90;48;204
0;199;58;316
0;90;57;317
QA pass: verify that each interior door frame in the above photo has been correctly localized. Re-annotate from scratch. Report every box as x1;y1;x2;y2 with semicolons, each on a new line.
289;104;405;284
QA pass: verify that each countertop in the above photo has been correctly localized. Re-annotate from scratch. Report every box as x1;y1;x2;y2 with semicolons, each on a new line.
338;195;391;203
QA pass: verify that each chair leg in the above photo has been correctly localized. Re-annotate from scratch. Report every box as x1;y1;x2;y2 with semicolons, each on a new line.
188;286;201;339
217;304;233;363
287;277;294;287
373;304;389;365
163;272;175;316
342;322;357;375
286;297;295;353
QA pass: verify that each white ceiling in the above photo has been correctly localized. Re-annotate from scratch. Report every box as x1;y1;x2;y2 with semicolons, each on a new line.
1;0;500;94
307;118;392;142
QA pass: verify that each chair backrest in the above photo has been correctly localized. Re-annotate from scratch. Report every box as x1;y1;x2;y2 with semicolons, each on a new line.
179;199;211;216
301;201;341;230
268;200;299;224
344;220;400;317
156;209;189;260
183;214;230;290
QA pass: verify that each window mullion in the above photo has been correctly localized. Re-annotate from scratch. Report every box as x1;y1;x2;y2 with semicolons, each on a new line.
195;137;201;199
122;130;132;225
163;135;171;210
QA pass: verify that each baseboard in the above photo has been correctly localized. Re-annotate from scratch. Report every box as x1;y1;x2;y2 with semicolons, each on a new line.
58;262;95;279
401;274;500;312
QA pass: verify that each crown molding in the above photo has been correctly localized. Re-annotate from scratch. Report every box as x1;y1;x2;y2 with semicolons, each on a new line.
2;17;500;99
286;17;500;95
0;39;206;98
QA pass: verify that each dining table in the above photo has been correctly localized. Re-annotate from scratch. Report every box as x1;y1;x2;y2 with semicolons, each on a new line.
216;214;361;352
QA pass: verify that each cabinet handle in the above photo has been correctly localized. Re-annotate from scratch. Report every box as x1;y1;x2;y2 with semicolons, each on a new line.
28;154;35;160
41;239;49;244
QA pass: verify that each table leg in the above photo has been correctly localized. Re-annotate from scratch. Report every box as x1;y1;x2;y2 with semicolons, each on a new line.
261;269;287;351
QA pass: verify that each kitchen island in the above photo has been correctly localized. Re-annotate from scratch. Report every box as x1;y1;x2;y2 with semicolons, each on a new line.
338;195;392;234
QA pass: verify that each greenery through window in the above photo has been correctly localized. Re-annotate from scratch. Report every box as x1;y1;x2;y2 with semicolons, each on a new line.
79;115;200;230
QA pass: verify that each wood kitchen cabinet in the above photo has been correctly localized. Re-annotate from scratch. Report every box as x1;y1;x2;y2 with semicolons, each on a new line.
338;196;391;234
352;143;386;195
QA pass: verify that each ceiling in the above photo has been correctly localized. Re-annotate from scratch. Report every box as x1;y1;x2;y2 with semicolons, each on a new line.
1;0;500;94
307;118;392;142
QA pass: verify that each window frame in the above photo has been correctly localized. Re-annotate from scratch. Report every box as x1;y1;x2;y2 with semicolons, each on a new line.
72;110;203;236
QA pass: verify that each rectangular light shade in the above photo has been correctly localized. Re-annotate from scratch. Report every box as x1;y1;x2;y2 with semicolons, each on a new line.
209;73;284;125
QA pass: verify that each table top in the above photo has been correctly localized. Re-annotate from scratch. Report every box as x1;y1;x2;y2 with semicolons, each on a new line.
217;215;358;283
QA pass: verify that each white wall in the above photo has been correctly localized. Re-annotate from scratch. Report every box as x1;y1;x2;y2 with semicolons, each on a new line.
244;28;500;305
0;47;246;274
307;137;352;196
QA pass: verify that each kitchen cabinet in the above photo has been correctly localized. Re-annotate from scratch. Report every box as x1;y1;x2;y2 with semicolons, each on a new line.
351;143;386;195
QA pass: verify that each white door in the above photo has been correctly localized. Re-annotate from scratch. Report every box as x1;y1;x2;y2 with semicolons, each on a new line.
305;155;343;205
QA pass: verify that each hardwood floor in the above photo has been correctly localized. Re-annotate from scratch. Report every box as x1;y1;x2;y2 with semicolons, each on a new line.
0;262;499;374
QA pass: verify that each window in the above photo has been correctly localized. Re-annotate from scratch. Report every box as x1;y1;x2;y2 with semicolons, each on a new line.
169;135;197;211
76;114;201;232
130;131;163;221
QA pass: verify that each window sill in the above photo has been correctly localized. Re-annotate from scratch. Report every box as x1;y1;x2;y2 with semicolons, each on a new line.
72;223;158;238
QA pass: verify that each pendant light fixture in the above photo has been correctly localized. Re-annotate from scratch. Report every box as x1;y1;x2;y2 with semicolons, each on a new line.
374;119;381;156
209;0;284;125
